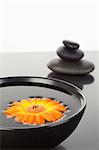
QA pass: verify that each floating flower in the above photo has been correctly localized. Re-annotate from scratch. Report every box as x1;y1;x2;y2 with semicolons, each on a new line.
3;98;68;125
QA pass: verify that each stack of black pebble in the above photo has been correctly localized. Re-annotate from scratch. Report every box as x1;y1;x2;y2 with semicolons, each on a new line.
48;40;95;75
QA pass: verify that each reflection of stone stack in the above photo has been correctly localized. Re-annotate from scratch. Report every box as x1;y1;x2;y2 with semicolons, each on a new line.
48;40;95;75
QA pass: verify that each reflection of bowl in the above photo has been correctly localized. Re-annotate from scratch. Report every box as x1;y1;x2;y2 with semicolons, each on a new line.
0;77;86;149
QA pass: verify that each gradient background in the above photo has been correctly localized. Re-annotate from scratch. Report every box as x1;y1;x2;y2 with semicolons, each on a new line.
0;0;98;53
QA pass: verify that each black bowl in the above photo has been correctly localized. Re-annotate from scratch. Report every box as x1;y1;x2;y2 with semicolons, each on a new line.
0;76;86;149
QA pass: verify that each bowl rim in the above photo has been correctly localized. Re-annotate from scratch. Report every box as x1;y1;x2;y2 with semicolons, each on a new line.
0;76;87;130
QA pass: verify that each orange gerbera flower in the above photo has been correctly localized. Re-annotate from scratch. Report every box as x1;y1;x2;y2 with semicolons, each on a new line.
3;98;68;125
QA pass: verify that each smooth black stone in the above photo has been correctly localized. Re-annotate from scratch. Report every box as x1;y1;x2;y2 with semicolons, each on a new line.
57;46;84;61
63;40;80;49
48;59;95;75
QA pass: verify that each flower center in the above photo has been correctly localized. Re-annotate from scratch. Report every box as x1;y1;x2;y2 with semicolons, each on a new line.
27;105;45;113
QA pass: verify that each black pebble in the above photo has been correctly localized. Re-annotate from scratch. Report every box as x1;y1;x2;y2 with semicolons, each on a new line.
57;46;84;61
63;40;80;50
48;59;95;75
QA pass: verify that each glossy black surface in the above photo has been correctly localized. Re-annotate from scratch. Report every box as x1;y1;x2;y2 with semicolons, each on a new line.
0;77;84;129
0;77;86;148
48;73;94;90
0;51;98;150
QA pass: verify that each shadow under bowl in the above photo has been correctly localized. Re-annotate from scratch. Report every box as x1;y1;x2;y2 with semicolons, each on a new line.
0;76;86;149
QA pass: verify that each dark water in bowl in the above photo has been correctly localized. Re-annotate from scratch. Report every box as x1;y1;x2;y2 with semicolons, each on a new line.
0;85;81;129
